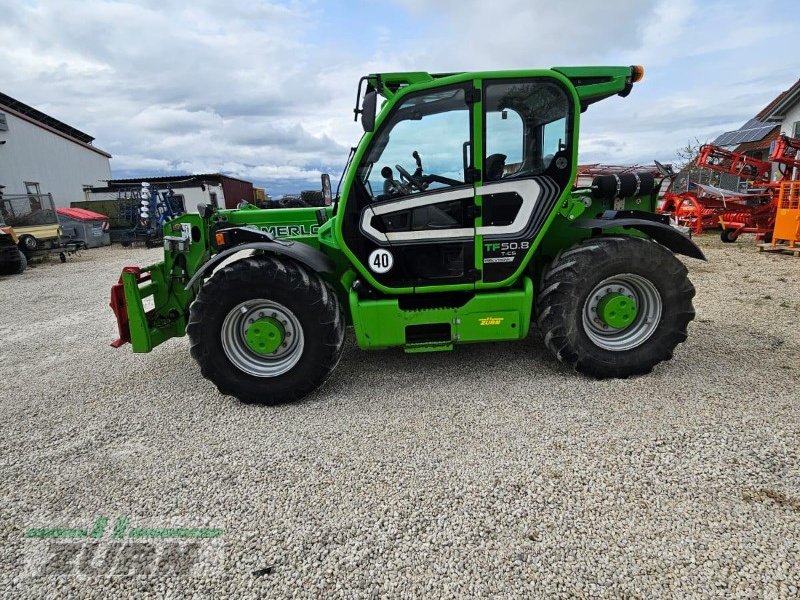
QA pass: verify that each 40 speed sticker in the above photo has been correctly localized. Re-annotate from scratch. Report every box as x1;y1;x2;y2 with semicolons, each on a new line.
368;248;394;273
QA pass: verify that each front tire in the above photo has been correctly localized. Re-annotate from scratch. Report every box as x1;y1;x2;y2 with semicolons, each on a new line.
187;255;345;404
536;236;696;378
19;235;37;253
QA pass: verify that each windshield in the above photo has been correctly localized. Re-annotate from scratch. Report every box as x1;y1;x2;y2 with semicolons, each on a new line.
358;87;470;200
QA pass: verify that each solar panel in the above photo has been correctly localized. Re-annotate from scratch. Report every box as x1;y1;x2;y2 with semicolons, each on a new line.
712;119;776;146
0;91;94;144
740;117;763;130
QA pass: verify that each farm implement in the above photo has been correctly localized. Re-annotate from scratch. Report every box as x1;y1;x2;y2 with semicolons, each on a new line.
659;134;800;242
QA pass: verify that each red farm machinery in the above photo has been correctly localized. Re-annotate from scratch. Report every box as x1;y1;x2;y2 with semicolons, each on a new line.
658;134;800;243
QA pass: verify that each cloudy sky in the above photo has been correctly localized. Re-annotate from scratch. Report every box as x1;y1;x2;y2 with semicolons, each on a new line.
2;0;799;196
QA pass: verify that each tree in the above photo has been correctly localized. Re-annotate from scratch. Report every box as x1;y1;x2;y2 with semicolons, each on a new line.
672;137;719;191
674;138;704;173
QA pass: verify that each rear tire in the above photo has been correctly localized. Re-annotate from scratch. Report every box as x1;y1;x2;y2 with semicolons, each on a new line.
536;236;695;378
187;255;345;405
17;250;27;274
282;197;309;208
300;190;325;207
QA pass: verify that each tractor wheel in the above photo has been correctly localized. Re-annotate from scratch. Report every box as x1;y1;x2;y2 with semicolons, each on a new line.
720;229;737;243
187;255;345;405
17;250;27;274
536;236;695;378
282;198;309;208
300;190;325;207
19;235;37;254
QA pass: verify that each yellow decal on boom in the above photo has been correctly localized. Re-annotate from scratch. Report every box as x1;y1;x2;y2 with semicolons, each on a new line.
479;317;504;326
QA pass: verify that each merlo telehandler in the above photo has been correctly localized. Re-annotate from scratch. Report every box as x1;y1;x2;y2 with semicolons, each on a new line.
110;65;704;404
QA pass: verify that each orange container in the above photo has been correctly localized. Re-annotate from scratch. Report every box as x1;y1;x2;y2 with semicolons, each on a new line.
773;181;800;246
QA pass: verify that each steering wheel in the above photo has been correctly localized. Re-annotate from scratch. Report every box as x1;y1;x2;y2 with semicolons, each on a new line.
396;164;424;190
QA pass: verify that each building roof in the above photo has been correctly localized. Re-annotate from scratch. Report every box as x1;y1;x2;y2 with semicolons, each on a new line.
0;91;94;143
105;173;253;186
759;78;800;122
711;77;800;148
734;126;782;154
712;117;778;146
0;91;111;158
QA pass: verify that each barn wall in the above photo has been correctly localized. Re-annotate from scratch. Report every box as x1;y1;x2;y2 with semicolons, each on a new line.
0;110;111;208
219;176;254;209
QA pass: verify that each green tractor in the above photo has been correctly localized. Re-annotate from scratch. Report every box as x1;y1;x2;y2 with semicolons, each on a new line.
110;65;704;404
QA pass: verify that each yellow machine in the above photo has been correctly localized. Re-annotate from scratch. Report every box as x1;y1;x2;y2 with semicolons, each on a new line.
0;193;62;256
773;181;800;247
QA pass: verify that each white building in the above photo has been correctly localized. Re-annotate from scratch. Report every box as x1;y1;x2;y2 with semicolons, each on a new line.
85;174;254;212
0;92;111;209
758;78;800;180
762;78;800;138
759;80;800;179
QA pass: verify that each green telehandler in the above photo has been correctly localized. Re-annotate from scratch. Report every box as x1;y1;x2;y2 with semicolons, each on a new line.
110;65;704;404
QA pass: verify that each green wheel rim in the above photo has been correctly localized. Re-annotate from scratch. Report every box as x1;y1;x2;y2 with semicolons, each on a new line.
596;292;638;329
245;317;285;355
582;273;662;351
221;299;304;377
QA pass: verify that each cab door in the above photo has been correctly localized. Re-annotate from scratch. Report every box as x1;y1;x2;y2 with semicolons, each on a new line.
475;78;575;284
342;83;480;291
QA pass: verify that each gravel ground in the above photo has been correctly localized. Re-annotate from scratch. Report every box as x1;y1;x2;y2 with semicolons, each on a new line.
1;236;799;598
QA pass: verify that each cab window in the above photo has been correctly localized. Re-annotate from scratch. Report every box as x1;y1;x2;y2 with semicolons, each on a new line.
483;80;570;181
358;87;471;200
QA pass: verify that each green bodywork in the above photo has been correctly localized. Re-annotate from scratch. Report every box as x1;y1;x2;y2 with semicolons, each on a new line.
116;66;660;355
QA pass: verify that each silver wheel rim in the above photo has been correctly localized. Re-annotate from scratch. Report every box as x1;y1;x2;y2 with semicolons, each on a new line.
221;299;304;377
581;273;662;351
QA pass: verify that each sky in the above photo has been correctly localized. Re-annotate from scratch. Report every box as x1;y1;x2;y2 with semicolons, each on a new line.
1;0;799;196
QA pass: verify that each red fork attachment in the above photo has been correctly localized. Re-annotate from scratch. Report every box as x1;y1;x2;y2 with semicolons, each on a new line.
696;145;772;183
110;266;148;348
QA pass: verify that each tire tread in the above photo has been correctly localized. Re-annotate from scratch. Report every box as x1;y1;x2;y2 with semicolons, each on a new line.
536;236;696;379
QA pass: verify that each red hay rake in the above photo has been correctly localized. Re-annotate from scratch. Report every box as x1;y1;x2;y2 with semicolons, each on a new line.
658;134;800;242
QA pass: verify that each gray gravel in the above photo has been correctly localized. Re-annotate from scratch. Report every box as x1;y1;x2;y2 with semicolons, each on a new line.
1;236;799;598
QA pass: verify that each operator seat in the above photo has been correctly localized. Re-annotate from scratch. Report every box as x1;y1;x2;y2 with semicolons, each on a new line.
381;166;404;196
485;154;507;181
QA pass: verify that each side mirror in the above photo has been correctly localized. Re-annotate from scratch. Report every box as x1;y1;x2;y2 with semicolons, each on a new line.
321;173;332;206
361;90;377;133
654;160;674;178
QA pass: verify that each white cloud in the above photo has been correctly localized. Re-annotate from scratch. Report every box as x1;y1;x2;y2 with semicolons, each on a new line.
0;0;356;194
1;0;799;193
